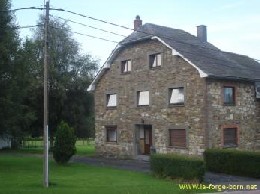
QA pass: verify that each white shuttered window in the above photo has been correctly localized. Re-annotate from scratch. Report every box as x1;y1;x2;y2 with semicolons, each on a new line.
138;91;149;106
169;87;184;105
107;94;117;107
149;53;162;68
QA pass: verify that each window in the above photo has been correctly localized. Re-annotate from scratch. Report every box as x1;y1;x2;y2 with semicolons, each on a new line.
121;60;132;73
169;129;186;148
169;87;184;105
106;126;117;142
149;53;162;68
107;94;117;107
137;91;149;106
224;86;235;105
223;128;237;147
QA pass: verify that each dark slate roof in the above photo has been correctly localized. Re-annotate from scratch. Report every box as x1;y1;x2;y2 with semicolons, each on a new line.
87;23;260;91
118;23;260;81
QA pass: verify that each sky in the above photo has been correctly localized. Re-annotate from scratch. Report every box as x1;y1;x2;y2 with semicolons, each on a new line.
12;0;260;66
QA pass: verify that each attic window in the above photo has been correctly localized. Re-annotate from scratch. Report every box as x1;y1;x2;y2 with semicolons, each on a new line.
149;53;162;68
137;91;149;106
107;94;117;107
223;86;235;105
121;60;132;73
169;87;184;105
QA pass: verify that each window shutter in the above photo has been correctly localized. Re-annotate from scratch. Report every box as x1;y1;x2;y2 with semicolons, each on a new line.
170;129;186;147
128;60;131;71
224;128;237;146
157;54;162;66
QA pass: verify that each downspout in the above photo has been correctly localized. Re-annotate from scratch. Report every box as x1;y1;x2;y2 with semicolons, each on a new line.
204;78;210;149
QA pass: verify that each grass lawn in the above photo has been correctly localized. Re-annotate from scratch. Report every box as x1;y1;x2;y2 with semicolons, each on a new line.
0;154;201;194
75;141;95;156
13;140;95;156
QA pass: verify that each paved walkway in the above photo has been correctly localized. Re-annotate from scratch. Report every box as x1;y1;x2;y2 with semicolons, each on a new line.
71;155;260;194
71;155;150;173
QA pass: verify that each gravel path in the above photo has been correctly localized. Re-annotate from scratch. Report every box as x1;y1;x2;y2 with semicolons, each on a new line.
71;155;150;173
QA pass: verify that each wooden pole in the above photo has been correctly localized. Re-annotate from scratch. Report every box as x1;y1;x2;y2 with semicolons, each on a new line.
43;0;50;188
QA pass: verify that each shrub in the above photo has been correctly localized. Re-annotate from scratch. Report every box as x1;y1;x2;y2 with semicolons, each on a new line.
204;149;260;178
150;153;205;182
53;121;77;164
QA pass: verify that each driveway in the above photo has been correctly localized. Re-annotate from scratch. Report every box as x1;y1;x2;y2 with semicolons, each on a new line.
71;155;150;173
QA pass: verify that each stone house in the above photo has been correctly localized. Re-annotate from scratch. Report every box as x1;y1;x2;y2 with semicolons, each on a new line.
88;16;260;158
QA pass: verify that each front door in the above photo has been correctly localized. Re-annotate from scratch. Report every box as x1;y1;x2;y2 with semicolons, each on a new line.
144;125;152;155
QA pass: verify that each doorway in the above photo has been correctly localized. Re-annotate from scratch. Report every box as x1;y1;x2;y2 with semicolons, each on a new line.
136;124;152;155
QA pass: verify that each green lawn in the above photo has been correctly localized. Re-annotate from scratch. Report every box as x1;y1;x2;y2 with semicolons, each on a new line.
0;154;199;194
75;140;95;156
16;139;95;156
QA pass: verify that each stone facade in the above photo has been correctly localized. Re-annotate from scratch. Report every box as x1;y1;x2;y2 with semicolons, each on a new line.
206;80;260;150
94;39;260;158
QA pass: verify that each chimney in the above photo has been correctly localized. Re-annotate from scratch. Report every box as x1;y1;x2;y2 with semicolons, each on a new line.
134;15;142;31
197;25;207;42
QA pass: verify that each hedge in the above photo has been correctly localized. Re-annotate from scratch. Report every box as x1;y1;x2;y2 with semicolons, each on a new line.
150;153;205;182
204;149;260;178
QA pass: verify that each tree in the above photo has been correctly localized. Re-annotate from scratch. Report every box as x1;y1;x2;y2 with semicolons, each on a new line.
0;0;35;147
0;0;19;136
53;121;76;164
26;16;98;142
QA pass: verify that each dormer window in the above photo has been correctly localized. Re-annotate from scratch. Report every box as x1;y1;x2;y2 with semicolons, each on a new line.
149;53;162;68
121;60;132;73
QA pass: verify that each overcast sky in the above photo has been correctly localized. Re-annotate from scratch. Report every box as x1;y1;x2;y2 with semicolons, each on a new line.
12;0;260;66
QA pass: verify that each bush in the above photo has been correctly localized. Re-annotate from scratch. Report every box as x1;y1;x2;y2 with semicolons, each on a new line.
150;153;205;182
204;149;260;178
53;121;77;164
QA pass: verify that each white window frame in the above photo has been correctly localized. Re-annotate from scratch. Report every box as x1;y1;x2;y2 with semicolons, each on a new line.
107;94;117;107
121;60;132;73
149;53;162;68
137;91;149;106
169;87;184;105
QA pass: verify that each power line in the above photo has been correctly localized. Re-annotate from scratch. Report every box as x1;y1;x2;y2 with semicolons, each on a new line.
49;15;126;38
13;25;43;29
0;7;44;12
48;7;260;63
74;31;118;43
49;8;130;30
48;25;118;44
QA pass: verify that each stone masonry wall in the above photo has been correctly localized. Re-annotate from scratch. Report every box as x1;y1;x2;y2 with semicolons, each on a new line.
206;80;260;151
94;40;207;158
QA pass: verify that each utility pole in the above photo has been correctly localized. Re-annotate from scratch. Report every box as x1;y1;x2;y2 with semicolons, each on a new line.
43;0;50;188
